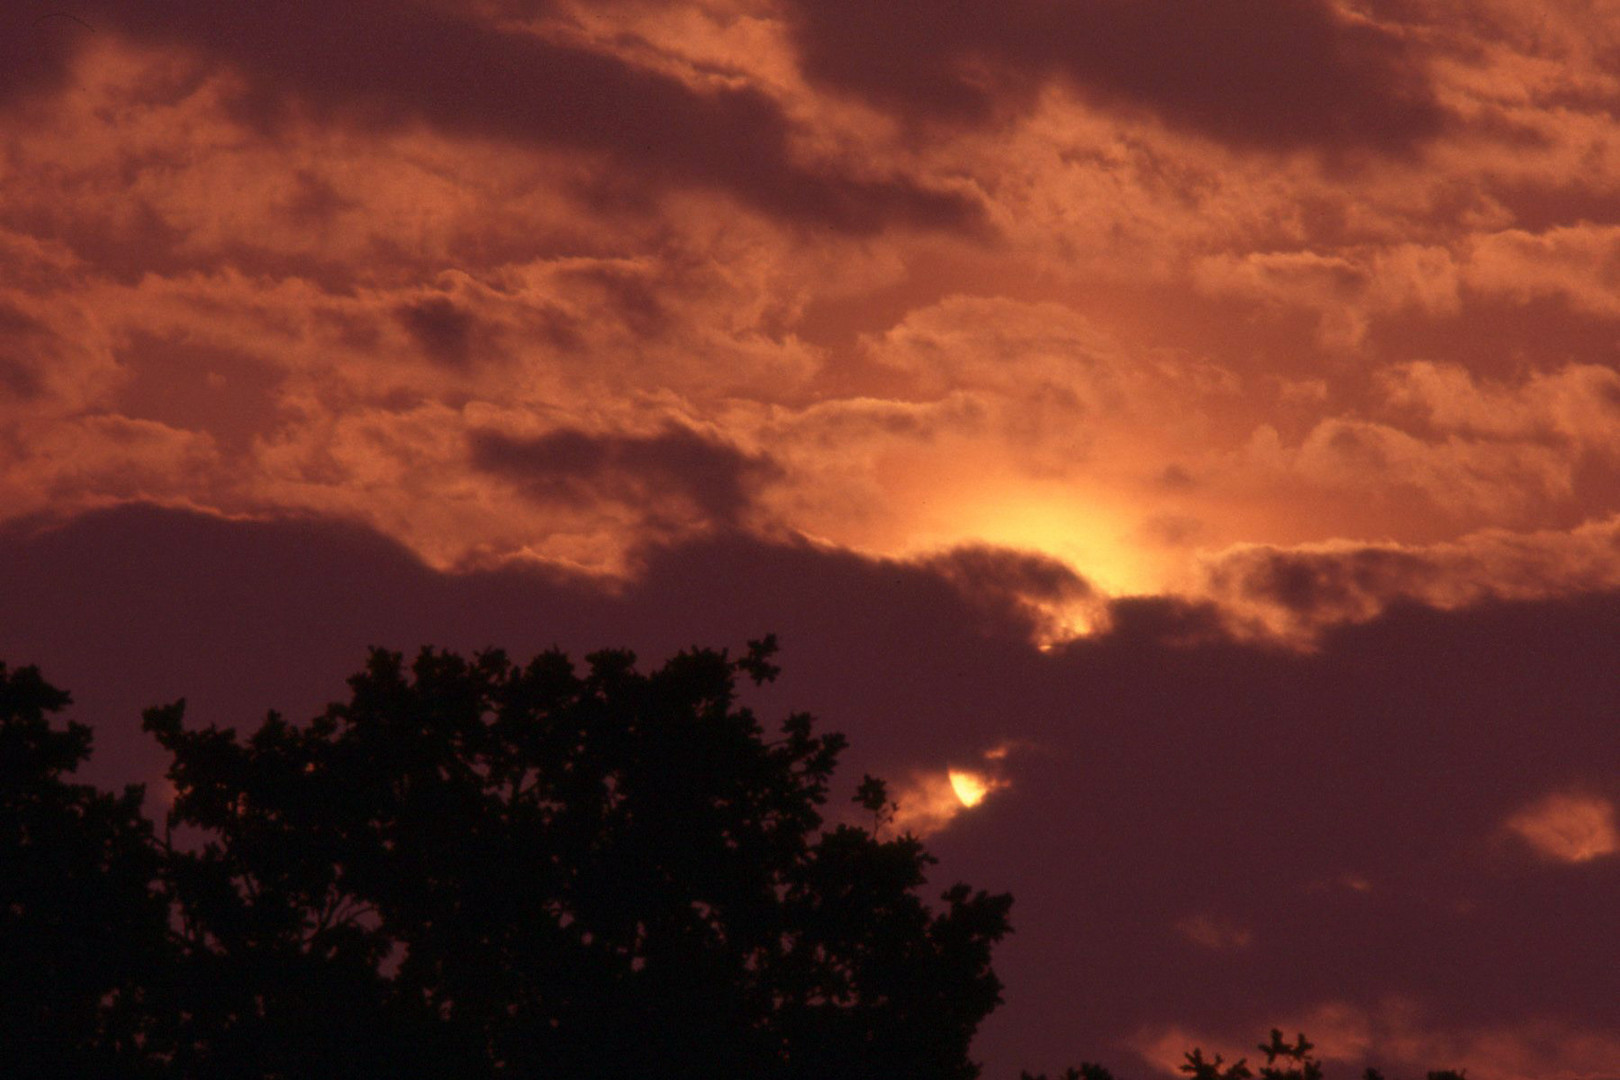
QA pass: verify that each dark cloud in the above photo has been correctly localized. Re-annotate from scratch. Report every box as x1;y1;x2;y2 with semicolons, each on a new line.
0;303;47;400
0;5;83;109
80;0;979;233
0;195;191;290
0;300;71;402
1371;293;1620;383
468;425;780;527
1097;592;1234;647
1209;544;1445;620
396;297;477;368
787;0;1445;153
279;169;358;229
0;503;1050;792
0;354;42;400
557;264;669;338
955;589;1620;1070
1139;512;1206;550
2;504;1616;1076
926;544;1093;605
920;544;1095;640
1158;464;1198;489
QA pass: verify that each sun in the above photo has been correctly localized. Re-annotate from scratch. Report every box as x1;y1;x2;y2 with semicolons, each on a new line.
948;770;990;807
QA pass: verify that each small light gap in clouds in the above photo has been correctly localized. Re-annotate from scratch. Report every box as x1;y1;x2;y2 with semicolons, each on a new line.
1504;791;1619;863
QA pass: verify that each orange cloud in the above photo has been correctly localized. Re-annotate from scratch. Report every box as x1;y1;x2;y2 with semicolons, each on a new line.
4;2;1620;642
1199;516;1620;643
888;749;1011;837
1504;792;1620;864
1173;914;1254;952
1134;1003;1620;1080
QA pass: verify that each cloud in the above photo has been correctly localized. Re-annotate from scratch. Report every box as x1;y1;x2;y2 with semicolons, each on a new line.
1191;226;1620;350
0;5;82;109
1504;792;1619;864
785;0;1445;152
1465;224;1620;316
1136;1003;1620;1080
1192;244;1463;349
1284;417;1575;517
468;424;780;530
114;331;284;455
1174;914;1254;952
0;287;117;419
1198;515;1620;641
78;0;978;234
0;301;49;400
396;296;478;368
1381;361;1620;451
887;767;1005;839
917;544;1101;644
7;0;1620;618
0;416;225;520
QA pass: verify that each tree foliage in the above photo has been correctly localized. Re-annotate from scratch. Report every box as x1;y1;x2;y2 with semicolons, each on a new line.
1;641;1476;1080
1022;1030;1465;1080
0;662;170;1079
122;637;1011;1078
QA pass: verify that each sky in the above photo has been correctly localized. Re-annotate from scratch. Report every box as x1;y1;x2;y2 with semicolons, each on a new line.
2;1;1618;1076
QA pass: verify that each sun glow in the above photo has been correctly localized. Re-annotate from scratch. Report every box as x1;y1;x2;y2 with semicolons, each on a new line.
949;769;990;807
912;483;1164;598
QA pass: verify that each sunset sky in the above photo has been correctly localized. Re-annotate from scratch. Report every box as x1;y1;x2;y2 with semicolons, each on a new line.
3;1;1619;1076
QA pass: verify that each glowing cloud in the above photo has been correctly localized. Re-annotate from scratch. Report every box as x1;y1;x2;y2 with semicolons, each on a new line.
888;752;1012;836
1504;792;1619;863
1136;1003;1620;1080
1173;914;1254;951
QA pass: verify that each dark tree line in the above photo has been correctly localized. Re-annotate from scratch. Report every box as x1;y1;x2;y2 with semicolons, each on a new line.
1023;1029;1465;1080
4;640;1008;1079
3;640;1468;1079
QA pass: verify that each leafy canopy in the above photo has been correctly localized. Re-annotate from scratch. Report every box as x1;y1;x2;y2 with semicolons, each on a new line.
141;636;1012;1079
0;662;169;1079
2;640;1477;1080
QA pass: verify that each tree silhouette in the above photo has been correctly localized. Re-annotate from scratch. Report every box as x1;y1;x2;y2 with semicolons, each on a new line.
142;637;1013;1079
1;644;1481;1079
1021;1064;1120;1080
0;662;170;1078
1164;1030;1466;1080
1252;1030;1320;1080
